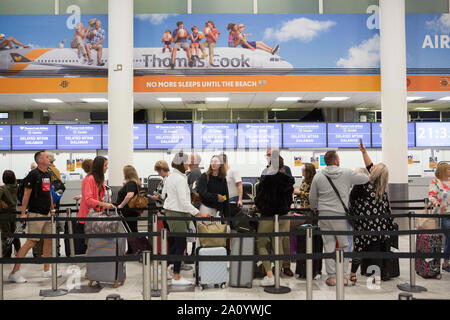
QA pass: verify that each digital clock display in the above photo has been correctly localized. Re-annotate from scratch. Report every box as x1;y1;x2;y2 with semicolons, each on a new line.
416;122;450;147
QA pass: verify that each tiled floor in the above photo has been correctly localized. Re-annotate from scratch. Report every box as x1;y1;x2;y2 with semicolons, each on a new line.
2;235;450;300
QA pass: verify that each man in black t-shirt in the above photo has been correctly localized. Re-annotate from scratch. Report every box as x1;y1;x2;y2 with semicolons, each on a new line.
9;151;56;284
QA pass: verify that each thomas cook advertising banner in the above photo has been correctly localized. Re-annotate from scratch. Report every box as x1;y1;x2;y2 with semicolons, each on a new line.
0;13;448;93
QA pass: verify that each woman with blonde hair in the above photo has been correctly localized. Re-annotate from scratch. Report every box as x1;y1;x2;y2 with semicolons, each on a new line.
348;144;395;286
428;162;450;272
116;165;141;254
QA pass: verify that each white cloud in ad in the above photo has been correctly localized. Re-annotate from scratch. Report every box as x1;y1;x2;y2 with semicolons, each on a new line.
136;14;176;25
426;14;450;33
337;34;380;68
264;18;336;43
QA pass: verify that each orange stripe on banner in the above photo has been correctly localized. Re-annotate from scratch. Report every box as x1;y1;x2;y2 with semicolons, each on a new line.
0;77;108;93
134;75;382;92
0;75;448;94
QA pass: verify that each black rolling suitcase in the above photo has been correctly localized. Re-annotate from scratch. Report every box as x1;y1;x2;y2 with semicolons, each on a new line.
295;228;323;279
361;223;400;281
64;200;87;256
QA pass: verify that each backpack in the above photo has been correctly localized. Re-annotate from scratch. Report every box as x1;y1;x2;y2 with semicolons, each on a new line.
48;168;65;204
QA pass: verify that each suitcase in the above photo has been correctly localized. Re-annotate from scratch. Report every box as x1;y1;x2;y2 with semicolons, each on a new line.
295;230;323;279
87;237;127;288
229;237;254;288
64;221;87;256
195;247;227;290
416;233;442;279
361;223;400;281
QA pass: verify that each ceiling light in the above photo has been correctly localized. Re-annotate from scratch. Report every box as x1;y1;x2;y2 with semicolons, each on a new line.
275;97;301;102
81;98;108;103
356;108;367;111
407;96;424;102
158;98;182;102
198;108;208;111
415;107;432;110
321;97;349;101
438;96;450;101
271;108;288;111
206;97;229;102
32;98;63;103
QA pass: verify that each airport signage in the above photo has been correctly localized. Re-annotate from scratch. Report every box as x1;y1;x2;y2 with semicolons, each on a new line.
193;123;237;149
148;123;192;149
57;124;102;150
238;123;281;149
0;125;11;150
327;123;371;148
371;122;416;148
102;124;147;149
12;125;56;150
416;122;450;147
282;123;327;148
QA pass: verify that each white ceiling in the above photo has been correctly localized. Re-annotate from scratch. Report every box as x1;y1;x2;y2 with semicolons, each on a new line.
0;91;449;111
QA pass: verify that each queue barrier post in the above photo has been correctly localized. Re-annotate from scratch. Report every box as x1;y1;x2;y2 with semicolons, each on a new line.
39;215;68;297
142;250;151;300
264;214;291;294
151;214;161;297
335;249;345;300
397;211;427;293
161;228;168;300
306;226;313;300
0;231;3;300
66;208;75;257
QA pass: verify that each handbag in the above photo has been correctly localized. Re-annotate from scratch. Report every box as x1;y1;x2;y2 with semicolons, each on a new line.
197;222;228;247
324;176;354;227
128;187;149;214
84;208;123;235
417;205;440;230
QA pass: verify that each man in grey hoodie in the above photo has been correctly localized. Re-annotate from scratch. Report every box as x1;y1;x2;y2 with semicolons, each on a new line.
309;150;369;286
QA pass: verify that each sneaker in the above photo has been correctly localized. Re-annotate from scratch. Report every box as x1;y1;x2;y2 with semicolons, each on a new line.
201;53;208;59
260;276;275;287
283;267;294;277
97;61;105;66
170;63;175;70
8;272;27;283
314;274;322;280
272;44;280;55
88;59;94;65
171;277;193;286
42;269;62;278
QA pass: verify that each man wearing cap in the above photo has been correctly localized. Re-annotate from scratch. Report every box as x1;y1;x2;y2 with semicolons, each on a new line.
0;33;30;50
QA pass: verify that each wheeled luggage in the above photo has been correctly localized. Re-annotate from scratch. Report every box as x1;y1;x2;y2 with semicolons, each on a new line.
229;237;254;288
87;237;127;288
195;246;227;290
64;201;87;256
295;227;323;279
416;233;442;279
361;223;400;281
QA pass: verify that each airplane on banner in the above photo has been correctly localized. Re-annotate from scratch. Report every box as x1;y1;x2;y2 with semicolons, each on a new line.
0;47;293;77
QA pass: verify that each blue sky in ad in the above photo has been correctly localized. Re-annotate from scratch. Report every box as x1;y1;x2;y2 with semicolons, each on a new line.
1;13;448;69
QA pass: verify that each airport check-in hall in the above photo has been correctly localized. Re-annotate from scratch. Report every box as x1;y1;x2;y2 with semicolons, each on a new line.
0;0;449;306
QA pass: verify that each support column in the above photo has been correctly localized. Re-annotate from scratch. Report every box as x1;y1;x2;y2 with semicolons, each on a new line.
108;0;134;186
380;0;408;229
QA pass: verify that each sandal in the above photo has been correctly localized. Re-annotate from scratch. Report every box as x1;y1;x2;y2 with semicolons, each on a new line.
326;278;336;287
350;274;357;286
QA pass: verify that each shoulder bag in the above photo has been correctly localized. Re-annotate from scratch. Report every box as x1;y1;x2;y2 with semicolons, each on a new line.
324;175;354;227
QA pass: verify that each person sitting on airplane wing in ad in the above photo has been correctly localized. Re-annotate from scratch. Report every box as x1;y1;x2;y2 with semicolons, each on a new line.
85;19;105;66
0;33;30;50
170;21;194;70
234;24;279;55
70;22;89;63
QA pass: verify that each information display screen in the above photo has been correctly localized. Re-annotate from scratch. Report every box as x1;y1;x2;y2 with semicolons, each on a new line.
282;123;327;148
102;124;147;149
327;123;371;148
238;123;281;149
0;125;11;150
57;124;102;150
371;122;415;147
12;125;56;150
416;122;450;147
193;123;237;149
148;124;191;149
